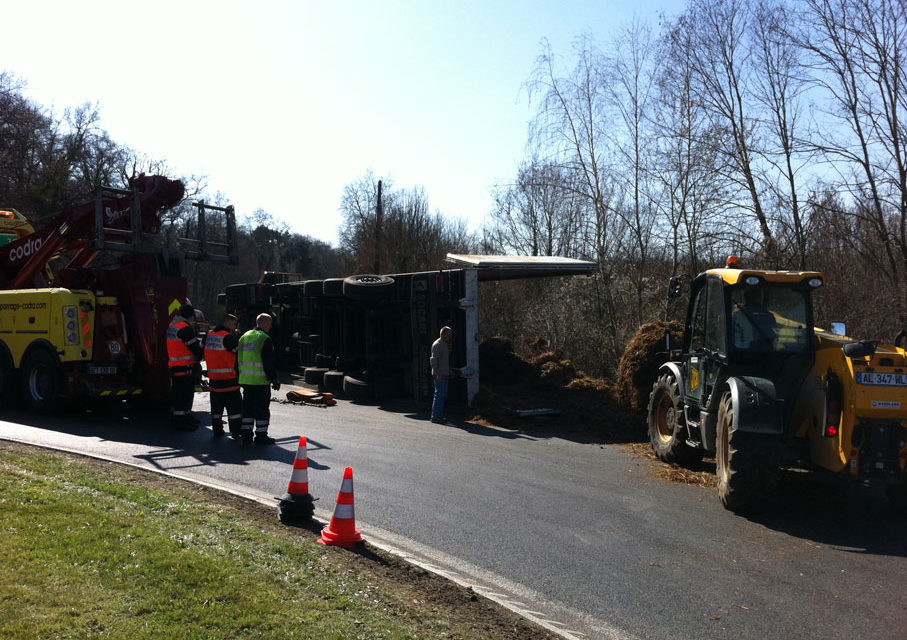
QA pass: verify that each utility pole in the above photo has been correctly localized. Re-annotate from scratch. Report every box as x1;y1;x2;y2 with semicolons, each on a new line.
374;180;383;274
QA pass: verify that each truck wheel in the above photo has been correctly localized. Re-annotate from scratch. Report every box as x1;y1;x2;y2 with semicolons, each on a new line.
21;349;62;412
716;391;780;512
647;373;702;466
322;278;344;297
0;354;15;408
343;274;395;301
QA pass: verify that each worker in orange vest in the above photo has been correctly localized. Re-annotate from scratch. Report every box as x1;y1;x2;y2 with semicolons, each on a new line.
167;303;203;431
204;314;241;438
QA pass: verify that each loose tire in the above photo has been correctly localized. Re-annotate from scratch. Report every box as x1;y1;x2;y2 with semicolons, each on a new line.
303;367;328;385
343;374;373;401
647;373;703;465
716;391;780;512
323;370;345;392
343;274;395;301
20;349;62;412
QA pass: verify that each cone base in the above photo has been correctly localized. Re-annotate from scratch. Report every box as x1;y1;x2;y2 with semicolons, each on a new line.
278;493;315;525
318;526;362;547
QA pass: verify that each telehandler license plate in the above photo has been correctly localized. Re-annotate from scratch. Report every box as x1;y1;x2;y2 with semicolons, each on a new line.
857;372;907;386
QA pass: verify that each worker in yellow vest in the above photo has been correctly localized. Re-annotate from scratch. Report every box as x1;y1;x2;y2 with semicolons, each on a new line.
167;304;203;431
238;313;280;446
204;314;241;438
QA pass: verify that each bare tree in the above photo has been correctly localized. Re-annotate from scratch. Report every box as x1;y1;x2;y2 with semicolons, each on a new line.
527;36;623;357
752;0;812;268
797;0;907;330
684;0;775;255
487;159;584;257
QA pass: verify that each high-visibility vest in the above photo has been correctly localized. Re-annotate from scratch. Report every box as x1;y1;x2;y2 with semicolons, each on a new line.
238;329;269;385
205;329;238;392
167;319;196;373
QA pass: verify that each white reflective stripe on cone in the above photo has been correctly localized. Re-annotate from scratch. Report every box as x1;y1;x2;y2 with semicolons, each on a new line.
333;503;354;519
290;468;308;483
340;478;353;493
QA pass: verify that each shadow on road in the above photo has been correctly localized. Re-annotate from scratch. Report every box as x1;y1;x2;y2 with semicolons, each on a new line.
742;469;907;558
0;405;332;473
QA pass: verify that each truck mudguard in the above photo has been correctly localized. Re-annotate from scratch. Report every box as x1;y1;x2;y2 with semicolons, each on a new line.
726;376;785;435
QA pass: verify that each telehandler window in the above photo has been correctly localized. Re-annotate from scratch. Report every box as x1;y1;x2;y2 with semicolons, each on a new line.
730;285;809;353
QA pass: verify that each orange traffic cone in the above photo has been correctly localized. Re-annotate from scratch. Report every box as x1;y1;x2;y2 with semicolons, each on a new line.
318;466;362;547
278;436;315;525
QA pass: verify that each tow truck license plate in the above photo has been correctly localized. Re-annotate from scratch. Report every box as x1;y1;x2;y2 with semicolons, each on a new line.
856;372;907;386
86;365;117;375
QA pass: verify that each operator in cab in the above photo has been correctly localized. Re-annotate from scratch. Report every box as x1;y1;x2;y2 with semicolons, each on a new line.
167;303;204;431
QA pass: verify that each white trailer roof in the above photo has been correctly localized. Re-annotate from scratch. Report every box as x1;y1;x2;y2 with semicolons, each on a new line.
444;254;597;281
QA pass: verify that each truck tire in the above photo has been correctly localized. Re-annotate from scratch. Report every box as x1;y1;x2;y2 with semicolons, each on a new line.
716;391;780;512
647;373;703;466
323;278;344;297
21;349;62;412
343;274;395;301
0;352;15;408
303;280;324;297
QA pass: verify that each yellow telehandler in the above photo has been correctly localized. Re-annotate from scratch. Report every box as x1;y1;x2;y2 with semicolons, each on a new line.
648;257;907;511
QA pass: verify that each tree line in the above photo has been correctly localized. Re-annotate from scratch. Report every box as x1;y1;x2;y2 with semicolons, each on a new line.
480;0;907;377
4;0;905;381
0;71;470;322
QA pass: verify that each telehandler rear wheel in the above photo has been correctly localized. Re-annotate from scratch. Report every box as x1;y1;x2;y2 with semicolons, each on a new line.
716;391;780;512
647;373;703;466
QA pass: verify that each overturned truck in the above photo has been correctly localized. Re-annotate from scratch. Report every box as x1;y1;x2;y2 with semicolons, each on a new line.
221;255;596;409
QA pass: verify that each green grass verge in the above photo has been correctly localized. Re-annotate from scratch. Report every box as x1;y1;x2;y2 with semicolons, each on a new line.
0;442;552;640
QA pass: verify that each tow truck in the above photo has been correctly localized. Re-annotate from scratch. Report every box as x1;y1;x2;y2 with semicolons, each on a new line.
0;175;237;410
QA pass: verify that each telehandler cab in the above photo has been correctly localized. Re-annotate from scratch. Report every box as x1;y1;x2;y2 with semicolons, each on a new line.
648;257;907;511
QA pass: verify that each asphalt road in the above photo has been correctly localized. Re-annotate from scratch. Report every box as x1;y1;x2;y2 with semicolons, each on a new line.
2;394;906;640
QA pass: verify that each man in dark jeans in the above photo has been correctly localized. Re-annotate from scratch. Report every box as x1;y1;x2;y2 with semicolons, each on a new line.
429;326;453;424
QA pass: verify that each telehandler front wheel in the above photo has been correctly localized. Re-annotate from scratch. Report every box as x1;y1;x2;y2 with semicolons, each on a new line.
716;391;780;512
647;373;703;466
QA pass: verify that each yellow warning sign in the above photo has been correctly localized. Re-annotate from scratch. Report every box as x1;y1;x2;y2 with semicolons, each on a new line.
690;367;700;391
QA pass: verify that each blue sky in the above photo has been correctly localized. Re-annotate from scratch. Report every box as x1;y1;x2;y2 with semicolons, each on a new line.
2;0;676;246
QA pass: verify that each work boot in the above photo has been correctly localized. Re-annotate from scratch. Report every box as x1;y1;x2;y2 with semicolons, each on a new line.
212;423;225;438
254;433;276;446
240;430;253;446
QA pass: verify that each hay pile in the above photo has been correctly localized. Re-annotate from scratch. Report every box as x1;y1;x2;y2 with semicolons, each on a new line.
472;338;638;442
615;320;683;411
